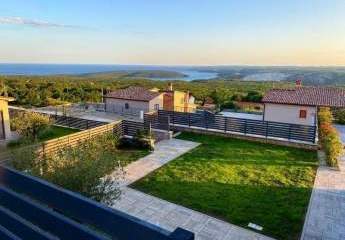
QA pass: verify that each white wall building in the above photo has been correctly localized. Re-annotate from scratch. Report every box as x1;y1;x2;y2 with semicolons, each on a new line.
262;87;345;126
263;103;317;126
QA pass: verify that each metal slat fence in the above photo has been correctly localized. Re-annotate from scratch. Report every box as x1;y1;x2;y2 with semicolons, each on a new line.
9;108;107;130
122;120;145;137
158;110;316;143
0;166;194;240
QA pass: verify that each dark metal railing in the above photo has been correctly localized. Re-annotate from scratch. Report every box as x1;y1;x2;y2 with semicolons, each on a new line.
0;166;194;240
158;110;316;143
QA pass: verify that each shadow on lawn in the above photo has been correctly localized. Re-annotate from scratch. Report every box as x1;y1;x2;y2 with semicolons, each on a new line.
132;179;313;240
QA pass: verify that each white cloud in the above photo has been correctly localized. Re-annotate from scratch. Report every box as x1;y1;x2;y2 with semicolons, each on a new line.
0;16;79;28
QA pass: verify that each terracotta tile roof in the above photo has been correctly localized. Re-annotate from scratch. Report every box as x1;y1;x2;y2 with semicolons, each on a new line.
105;87;162;101
262;87;345;107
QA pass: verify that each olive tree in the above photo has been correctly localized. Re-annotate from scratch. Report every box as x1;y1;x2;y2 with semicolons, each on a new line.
40;133;124;204
11;111;52;140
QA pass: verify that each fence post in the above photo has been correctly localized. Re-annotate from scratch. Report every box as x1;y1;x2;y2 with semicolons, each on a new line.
313;126;317;143
265;121;269;138
148;122;152;136
224;117;227;132
288;125;291;140
188;114;191;127
172;111;175;125
167;116;171;131
86;120;89;129
204;112;208;129
244;120;247;135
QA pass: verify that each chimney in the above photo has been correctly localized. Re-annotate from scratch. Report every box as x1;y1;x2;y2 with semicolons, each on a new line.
168;82;173;91
296;79;302;87
186;91;190;103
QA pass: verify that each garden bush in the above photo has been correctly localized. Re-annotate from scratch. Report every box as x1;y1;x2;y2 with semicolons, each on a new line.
11;133;126;204
11;111;52;140
118;129;155;151
334;108;345;124
318;107;343;168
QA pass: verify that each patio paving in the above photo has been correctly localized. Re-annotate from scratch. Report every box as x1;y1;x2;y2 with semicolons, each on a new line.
117;138;200;186
110;138;274;240
301;153;345;240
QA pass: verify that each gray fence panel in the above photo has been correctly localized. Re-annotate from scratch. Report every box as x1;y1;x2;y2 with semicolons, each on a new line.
158;110;316;143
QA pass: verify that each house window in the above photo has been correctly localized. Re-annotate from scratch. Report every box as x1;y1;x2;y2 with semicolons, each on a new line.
299;109;307;119
125;103;129;109
154;104;160;110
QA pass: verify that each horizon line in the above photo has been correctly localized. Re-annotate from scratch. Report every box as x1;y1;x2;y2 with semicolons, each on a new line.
1;62;345;68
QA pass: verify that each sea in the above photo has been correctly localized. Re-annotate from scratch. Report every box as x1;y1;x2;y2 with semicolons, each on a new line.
0;63;218;81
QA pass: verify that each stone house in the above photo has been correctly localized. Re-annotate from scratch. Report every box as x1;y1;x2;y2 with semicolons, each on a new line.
104;87;164;117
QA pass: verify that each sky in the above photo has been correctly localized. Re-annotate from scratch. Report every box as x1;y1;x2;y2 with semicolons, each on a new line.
0;0;345;66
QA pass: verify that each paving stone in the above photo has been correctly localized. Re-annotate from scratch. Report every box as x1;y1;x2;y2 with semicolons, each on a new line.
301;153;345;240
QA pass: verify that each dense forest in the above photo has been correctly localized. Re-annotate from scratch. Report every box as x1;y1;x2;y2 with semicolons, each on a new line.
0;72;293;108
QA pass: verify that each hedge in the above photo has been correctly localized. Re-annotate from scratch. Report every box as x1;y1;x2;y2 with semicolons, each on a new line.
318;107;343;168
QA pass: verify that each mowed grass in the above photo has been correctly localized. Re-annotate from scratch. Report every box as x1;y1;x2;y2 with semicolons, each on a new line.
8;126;80;148
132;133;318;239
37;126;80;141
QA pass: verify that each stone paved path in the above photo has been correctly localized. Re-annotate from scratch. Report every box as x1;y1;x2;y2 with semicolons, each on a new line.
301;154;345;240
111;138;274;240
117;138;200;186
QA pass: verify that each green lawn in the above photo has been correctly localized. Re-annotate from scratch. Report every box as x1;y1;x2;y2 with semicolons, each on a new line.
8;126;79;148
37;126;80;141
132;133;318;240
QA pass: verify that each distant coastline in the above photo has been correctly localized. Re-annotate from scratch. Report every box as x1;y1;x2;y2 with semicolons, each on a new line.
0;63;218;81
1;63;345;85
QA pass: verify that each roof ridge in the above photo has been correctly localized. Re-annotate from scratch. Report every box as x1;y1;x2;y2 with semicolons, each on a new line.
263;86;345;107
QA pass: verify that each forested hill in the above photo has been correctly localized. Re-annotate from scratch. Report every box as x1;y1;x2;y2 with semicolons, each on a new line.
0;73;292;108
197;66;345;86
79;70;187;79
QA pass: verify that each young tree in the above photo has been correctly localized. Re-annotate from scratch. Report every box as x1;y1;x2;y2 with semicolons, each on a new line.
41;133;124;204
11;112;52;140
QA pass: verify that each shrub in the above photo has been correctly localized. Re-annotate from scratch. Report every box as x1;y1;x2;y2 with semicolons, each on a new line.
134;129;155;151
118;129;155;151
318;107;343;168
10;144;40;172
334;109;345;124
11;111;53;140
318;107;333;124
11;133;124;204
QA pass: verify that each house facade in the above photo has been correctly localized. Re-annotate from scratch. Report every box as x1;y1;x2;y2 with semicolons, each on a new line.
104;87;164;116
262;87;345;126
104;85;197;117
0;97;14;140
163;84;197;113
263;103;317;125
